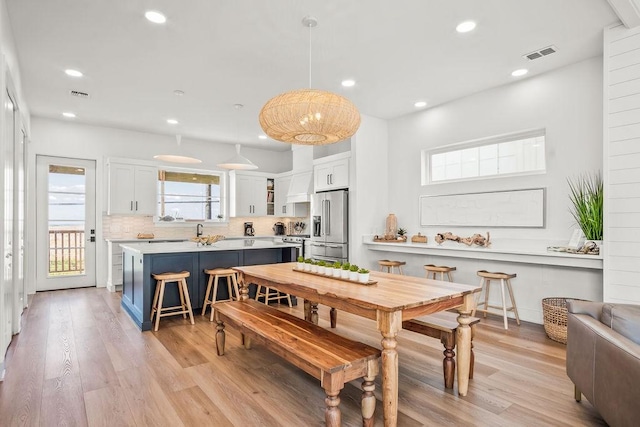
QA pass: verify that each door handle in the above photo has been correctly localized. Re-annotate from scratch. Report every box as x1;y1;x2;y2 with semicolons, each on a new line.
325;200;331;235
135;201;138;211
329;174;333;185
327;175;329;185
130;201;133;211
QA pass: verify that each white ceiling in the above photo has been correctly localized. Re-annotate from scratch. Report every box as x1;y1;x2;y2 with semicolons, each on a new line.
7;0;618;152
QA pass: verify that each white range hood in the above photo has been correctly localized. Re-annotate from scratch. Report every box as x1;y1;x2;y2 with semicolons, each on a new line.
286;170;313;204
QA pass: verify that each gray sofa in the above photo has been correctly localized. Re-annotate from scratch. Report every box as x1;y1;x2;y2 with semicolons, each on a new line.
566;300;640;426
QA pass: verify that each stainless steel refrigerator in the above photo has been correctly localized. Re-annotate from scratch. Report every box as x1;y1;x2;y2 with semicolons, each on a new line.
310;189;348;263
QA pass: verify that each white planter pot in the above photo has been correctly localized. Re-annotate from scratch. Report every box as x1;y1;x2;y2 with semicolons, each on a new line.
349;271;359;281
325;267;333;276
333;269;341;278
317;266;325;275
296;262;304;270
311;264;318;273
341;270;349;279
304;263;311;272
358;273;370;283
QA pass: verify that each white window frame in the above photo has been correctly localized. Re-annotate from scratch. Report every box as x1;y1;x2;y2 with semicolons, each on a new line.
154;166;228;224
421;129;546;185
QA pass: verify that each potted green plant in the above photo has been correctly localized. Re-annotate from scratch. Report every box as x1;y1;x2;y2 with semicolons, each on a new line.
358;268;370;283
332;261;342;277
349;264;359;281
317;260;326;275
567;172;603;246
341;262;350;279
304;258;313;272
296;256;304;270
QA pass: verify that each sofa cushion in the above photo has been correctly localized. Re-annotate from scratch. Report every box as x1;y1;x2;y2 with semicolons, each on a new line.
601;303;640;345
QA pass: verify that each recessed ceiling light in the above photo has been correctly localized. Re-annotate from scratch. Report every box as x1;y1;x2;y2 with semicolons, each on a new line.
341;79;356;87
173;90;184;96
145;10;167;24
258;135;268;140
456;21;476;33
511;68;529;77
62;112;76;118
64;69;83;78
166;119;178;125
414;101;427;108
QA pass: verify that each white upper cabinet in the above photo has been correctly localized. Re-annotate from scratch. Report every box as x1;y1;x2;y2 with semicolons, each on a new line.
107;161;157;215
314;155;349;192
229;171;271;217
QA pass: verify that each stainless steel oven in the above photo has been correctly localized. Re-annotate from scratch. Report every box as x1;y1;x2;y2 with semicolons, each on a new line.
282;235;309;259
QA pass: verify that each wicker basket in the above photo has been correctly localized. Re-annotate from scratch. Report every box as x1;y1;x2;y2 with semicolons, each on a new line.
542;297;581;344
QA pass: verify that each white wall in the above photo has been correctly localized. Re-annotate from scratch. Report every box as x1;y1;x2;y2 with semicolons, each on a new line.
388;57;604;242
350;114;390;269
25;117;293;294
378;58;605;323
604;23;640;304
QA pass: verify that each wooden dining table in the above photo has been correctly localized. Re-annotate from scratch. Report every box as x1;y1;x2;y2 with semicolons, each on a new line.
233;263;481;427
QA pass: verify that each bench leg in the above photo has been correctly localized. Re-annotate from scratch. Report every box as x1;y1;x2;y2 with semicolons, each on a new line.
361;360;377;427
330;307;337;328
324;390;341;427
469;325;476;379
574;384;581;402
215;315;226;356
442;333;456;389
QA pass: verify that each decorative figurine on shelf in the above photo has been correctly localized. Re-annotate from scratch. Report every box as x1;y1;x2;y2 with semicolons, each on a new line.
385;213;398;239
435;231;491;247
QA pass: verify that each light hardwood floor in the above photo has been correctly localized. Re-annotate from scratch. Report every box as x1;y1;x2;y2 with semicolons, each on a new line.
0;287;605;426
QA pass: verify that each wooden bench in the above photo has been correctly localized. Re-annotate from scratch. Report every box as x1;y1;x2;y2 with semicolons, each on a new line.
214;300;380;427
403;311;480;389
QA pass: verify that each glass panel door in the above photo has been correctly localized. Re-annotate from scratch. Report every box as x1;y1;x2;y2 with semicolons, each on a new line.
36;156;96;290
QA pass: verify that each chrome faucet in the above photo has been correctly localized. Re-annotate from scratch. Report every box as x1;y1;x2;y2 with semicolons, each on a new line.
196;223;204;237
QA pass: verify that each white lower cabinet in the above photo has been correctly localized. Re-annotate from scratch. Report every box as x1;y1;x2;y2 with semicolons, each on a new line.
107;241;123;292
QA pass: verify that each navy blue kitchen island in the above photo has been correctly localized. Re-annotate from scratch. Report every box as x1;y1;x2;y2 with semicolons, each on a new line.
119;240;298;331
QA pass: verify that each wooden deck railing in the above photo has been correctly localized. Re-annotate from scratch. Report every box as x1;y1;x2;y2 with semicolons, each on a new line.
49;229;85;274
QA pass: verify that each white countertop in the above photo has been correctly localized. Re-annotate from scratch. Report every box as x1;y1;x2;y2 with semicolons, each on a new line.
106;235;281;243
119;239;299;255
363;237;603;269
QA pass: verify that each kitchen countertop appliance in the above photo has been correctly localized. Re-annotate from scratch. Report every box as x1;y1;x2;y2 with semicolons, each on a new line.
244;222;255;236
273;222;285;236
311;189;348;263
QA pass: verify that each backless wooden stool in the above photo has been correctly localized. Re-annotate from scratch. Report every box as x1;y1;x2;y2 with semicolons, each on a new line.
378;259;406;274
424;264;456;281
150;271;194;331
255;285;293;307
473;270;521;330
202;268;241;321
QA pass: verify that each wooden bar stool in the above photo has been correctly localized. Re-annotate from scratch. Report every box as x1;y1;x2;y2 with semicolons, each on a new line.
202;268;241;321
150;271;195;331
473;270;521;330
378;259;406;274
255;285;293;307
424;264;456;281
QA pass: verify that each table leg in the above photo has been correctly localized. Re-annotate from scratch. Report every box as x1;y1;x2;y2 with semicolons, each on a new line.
237;272;249;301
378;311;402;427
304;300;311;322
310;302;319;325
456;293;474;396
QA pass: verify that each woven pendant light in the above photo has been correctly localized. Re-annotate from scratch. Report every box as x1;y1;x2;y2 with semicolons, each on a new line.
258;16;360;145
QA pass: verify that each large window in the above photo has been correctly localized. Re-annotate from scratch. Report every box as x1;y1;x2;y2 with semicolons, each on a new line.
422;130;546;184
157;169;225;221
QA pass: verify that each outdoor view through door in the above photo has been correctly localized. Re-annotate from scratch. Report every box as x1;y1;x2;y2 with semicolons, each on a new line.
48;165;87;275
36;156;96;290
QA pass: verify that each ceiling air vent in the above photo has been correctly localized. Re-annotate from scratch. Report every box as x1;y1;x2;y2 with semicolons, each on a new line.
523;45;557;61
69;90;90;98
